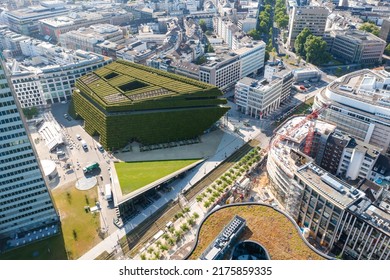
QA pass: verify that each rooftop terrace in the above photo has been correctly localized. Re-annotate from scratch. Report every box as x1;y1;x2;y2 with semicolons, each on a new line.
77;60;218;109
187;204;328;260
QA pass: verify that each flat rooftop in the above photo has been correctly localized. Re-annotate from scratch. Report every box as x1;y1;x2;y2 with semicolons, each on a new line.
297;163;365;209
328;69;390;109
77;60;216;108
6;4;68;19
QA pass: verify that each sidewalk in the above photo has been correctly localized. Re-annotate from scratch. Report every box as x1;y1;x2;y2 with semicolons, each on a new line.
79;126;249;260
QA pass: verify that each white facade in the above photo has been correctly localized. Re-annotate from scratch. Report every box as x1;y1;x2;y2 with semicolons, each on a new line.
235;77;283;118
0;63;59;247
236;42;266;78
3;34;111;108
314;69;390;155
199;43;265;89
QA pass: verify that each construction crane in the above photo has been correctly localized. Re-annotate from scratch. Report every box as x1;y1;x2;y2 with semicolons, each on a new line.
262;103;329;155
303;120;315;155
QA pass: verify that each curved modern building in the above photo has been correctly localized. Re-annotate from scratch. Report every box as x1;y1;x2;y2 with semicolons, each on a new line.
314;69;390;155
267;116;390;260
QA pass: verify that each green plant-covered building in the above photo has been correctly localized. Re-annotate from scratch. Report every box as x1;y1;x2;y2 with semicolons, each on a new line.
73;60;229;150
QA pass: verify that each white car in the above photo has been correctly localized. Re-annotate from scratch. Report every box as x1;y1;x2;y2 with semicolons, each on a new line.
76;134;82;141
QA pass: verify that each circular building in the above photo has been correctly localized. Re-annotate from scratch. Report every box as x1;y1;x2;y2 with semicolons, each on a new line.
40;159;58;181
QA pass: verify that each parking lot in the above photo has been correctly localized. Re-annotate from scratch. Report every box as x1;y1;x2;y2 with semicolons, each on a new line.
30;103;117;235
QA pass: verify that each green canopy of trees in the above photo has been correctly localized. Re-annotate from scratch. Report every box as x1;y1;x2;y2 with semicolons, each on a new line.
199;19;207;33
359;22;380;36
275;0;289;29
294;28;312;57
304;35;330;65
385;43;390;56
294;28;331;65
247;29;261;40
22;107;38;120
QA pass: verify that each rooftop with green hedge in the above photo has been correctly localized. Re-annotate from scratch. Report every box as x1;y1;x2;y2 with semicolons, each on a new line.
76;60;218;110
73;60;229;149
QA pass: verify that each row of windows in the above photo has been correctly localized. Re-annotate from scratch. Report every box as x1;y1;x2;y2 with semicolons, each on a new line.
0;92;12;99
0;177;42;193
0;108;18;117
1;188;47;206
0;175;24;187
0;116;21;125
0;198;37;213
0;145;31;158
0;123;23;133
0;158;36;172
0;165;38;180
0;131;26;142
0;205;54;225
0;152;34;165
0;182;45;201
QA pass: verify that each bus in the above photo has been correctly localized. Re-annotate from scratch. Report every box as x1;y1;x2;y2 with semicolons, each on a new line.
83;162;99;173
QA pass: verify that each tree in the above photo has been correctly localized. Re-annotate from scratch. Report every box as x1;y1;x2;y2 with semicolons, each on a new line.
359;22;380;36
22;106;38;120
294;28;312;57
247;29;260;40
206;44;214;53
385;43;390;56
264;50;270;62
304;35;330;65
199;19;207;33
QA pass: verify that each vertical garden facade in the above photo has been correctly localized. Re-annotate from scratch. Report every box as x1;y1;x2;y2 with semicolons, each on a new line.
73;60;229;150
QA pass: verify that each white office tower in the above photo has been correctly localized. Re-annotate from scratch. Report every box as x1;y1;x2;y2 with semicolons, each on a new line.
0;62;59;252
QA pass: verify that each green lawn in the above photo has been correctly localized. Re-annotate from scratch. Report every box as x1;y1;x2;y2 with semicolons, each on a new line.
52;182;101;260
0;234;67;260
115;159;200;195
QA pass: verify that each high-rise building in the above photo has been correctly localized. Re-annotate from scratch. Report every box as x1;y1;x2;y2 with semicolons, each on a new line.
0;62;59;252
287;6;329;49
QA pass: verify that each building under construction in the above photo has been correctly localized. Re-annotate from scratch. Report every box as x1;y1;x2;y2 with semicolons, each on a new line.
266;116;390;260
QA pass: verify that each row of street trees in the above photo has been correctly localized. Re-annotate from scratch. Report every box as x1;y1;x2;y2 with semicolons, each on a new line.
294;28;330;65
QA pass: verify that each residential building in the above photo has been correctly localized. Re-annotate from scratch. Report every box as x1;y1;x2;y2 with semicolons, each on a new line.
1;31;111;108
4;1;69;36
314;68;390;155
235;65;293;118
0;61;59;251
330;30;385;65
379;18;390;43
287;6;329;49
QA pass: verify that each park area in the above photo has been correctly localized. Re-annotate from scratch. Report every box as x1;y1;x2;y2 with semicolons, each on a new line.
1;182;101;260
52;182;101;259
115;159;200;195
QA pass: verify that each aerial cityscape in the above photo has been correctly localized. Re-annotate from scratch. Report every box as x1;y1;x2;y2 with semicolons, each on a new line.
0;0;390;262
